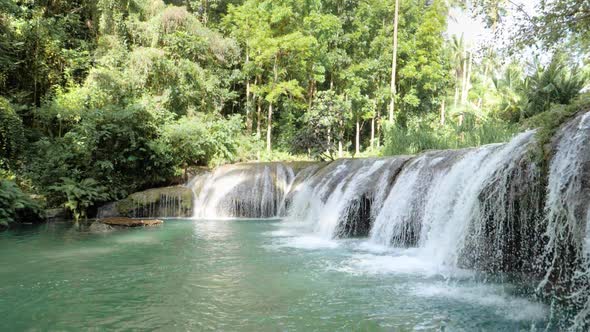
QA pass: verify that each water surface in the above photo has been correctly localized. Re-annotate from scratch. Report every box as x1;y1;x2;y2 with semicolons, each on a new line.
0;219;548;331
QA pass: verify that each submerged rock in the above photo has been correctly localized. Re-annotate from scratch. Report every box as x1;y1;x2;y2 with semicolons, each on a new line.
88;221;114;233
99;217;163;227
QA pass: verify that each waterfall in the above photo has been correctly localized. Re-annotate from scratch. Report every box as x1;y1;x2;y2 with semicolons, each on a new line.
283;158;408;238
417;131;541;271
543;112;590;269
369;150;468;247
190;163;295;219
183;111;590;330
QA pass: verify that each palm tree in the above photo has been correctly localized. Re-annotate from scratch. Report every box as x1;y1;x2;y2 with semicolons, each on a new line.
449;34;472;125
493;64;526;121
449;34;465;108
522;55;586;118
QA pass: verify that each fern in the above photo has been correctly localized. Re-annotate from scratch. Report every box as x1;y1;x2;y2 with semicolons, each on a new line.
49;178;109;222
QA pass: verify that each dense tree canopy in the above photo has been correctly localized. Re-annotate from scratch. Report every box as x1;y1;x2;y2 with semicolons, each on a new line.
0;0;588;220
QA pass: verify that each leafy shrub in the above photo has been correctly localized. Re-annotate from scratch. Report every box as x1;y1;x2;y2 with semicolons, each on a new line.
0;180;41;229
153;113;243;171
48;178;109;222
0;97;25;170
522;93;590;147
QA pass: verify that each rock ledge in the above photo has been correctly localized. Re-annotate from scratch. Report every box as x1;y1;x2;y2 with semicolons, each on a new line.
99;217;163;227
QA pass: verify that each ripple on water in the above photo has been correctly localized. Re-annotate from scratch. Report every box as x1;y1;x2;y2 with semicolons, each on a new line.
49;246;118;260
111;232;160;245
0;219;551;331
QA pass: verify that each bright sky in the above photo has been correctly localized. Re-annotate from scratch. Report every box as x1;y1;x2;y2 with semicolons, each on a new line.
446;0;539;51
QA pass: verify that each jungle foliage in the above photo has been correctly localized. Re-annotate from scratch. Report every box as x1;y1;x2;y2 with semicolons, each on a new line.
0;0;588;221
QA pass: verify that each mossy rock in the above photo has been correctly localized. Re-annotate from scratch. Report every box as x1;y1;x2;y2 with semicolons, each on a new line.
98;186;193;218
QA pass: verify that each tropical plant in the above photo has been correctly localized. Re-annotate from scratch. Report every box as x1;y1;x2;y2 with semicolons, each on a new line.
521;55;586;119
49;178;109;222
0;180;41;229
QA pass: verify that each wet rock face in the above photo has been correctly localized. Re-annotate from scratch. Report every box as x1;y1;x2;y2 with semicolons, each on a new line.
461;150;545;275
97;186;193;219
540;111;590;329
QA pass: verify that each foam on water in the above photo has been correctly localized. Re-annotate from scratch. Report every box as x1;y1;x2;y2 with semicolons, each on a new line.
336;252;436;276
412;283;548;321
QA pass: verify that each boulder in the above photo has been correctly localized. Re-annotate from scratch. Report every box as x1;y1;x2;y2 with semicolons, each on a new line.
88;221;114;233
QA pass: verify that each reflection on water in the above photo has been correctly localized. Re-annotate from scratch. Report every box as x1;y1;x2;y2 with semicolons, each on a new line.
0;220;548;331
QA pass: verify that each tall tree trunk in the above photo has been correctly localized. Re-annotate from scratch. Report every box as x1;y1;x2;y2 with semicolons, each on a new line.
440;99;445;125
355;118;360;156
256;97;261;138
328;76;334;153
388;0;400;122
202;0;208;25
459;51;468;126
370;116;375;151
461;54;467;104
245;49;252;134
266;56;279;154
266;103;272;153
460;51;472;127
377;111;382;148
308;79;315;111
465;51;472;102
338;119;344;158
256;94;262;160
453;84;459;107
327;127;331;155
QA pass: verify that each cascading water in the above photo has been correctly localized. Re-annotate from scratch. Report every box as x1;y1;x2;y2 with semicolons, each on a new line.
417;131;540;271
369;150;468;247
182;111;590;330
364;131;542;274
283;158;408;238
190;163;296;219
